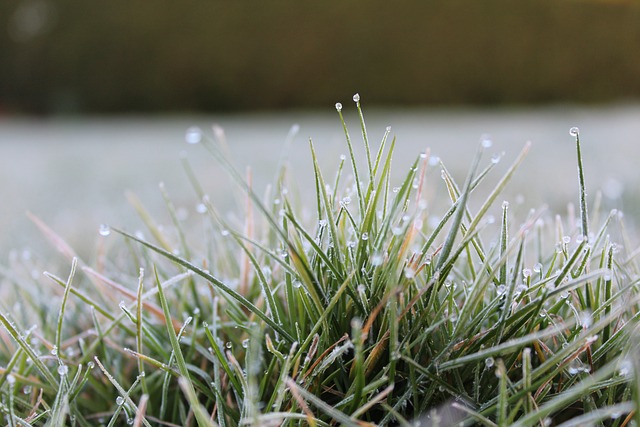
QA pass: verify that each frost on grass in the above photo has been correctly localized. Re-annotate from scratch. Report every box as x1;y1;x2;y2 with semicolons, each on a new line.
0;105;637;426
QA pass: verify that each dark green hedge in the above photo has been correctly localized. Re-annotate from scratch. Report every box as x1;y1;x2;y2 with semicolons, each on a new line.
1;0;639;114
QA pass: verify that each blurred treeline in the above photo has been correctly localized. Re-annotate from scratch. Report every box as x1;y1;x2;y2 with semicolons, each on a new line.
1;0;640;114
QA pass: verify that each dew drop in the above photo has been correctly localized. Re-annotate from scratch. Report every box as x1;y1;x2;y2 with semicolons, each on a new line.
335;102;343;112
127;418;134;425
318;219;327;227
392;187;400;193
496;284;507;295
361;232;369;241
57;364;69;376
484;357;495;368
515;284;528;294
339;154;346;161
225;342;232;349
220;229;230;237
116;396;125;406
50;346;58;356
98;224;111;237
502;201;509;210
533;263;543;273
491;154;501;164
420;151;428;159
242;339;250;349
352;93;360;103
522;268;532;278
196;203;207;214
341;196;351;207
480;134;493;148
619;359;632;376
292;281;302;289
562;235;571;244
23;385;32;394
385;126;391;132
404;268;416;279
569;126;580;137
6;374;16;385
185;126;203;144
580;310;593;328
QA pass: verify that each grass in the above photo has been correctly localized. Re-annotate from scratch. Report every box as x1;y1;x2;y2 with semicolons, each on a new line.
1;97;639;426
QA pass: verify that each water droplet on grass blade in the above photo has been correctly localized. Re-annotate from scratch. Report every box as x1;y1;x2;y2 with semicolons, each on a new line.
386;125;391;132
242;339;250;348
580;311;593;328
480;134;492;148
23;385;32;394
496;284;507;295
619;359;632;376
185;126;203;144
57;364;68;376
116;396;125;406
569;126;580;137
361;232;369;241
352;93;360;103
99;224;111;236
335;102;343;112
7;374;16;384
485;357;495;368
51;346;58;356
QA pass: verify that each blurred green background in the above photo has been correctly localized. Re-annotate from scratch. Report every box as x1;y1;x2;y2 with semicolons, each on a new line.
2;0;640;114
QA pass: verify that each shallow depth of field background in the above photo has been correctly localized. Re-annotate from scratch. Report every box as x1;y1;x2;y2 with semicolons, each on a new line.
1;0;640;257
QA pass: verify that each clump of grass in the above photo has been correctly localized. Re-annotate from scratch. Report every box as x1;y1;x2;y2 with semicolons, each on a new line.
1;98;640;426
